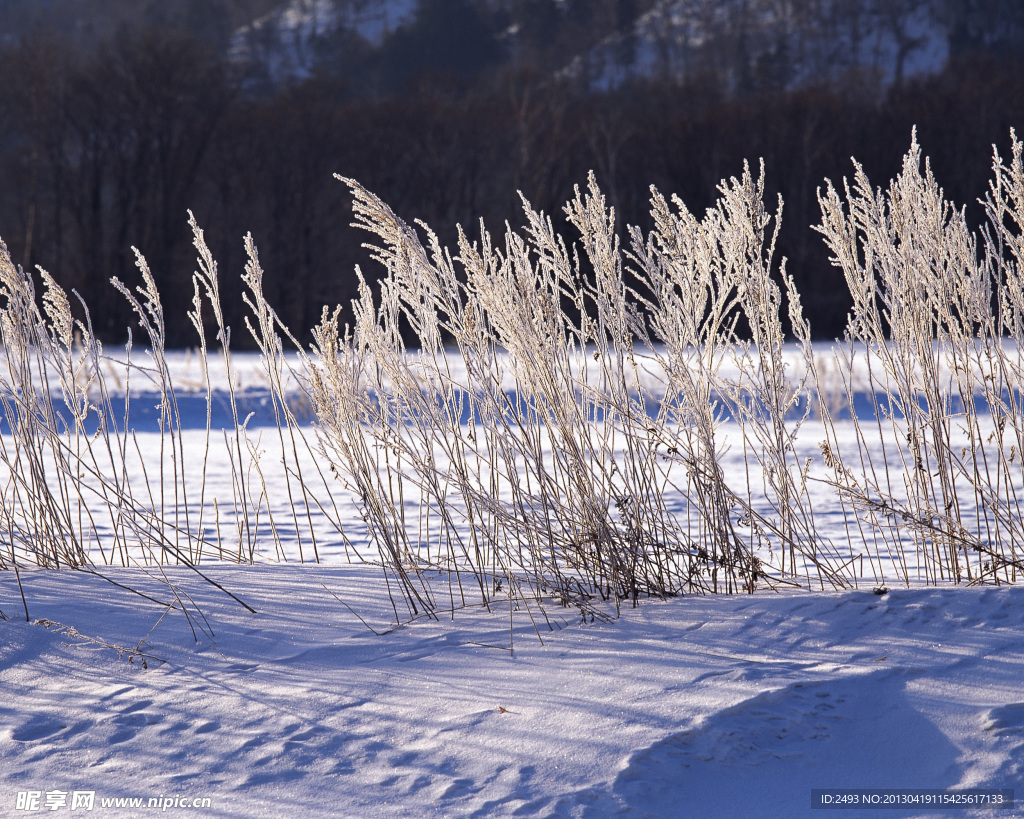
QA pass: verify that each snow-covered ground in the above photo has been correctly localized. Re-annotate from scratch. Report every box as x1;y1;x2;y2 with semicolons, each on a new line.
2;568;1022;817
2;349;1024;817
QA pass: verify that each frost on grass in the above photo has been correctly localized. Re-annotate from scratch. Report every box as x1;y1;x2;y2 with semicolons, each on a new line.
2;133;1024;633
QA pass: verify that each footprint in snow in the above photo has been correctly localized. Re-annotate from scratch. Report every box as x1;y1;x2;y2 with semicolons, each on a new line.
985;702;1024;783
986;702;1024;738
11;716;68;743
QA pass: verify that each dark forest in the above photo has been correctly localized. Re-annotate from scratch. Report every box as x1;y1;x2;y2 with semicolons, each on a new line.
2;0;1024;345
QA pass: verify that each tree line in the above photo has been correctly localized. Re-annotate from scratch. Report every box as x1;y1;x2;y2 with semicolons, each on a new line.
2;10;1024;345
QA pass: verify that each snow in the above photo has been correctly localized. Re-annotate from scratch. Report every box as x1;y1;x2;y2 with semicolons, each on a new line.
567;0;949;93
2;569;1022;816
229;0;417;83
2;348;1024;817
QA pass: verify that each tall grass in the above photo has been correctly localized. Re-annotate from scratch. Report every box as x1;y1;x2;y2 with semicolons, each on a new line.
814;130;1024;587
3;132;1024;631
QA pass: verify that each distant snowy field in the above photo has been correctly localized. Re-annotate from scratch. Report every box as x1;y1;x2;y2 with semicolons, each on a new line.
2;349;1023;817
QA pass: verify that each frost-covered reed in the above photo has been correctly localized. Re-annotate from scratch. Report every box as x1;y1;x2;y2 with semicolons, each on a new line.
2;132;1024;630
813;130;1024;587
